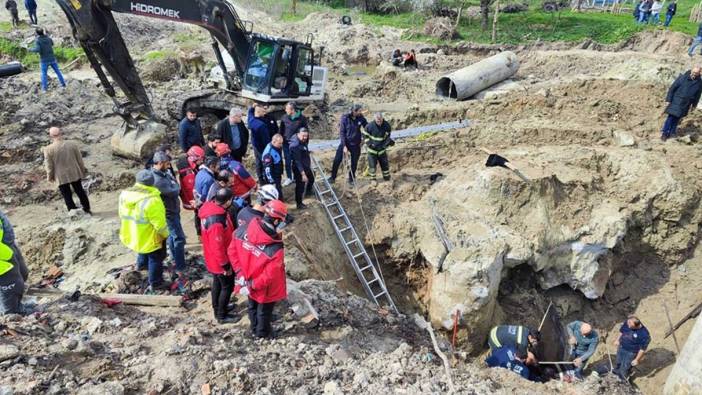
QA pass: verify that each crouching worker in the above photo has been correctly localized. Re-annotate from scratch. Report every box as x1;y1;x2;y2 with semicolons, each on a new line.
0;210;29;314
229;200;288;339
567;320;599;378
200;188;238;324
488;324;541;357
485;346;538;381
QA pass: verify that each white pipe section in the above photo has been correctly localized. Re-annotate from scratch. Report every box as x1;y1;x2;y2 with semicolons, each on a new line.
664;315;702;395
436;51;520;100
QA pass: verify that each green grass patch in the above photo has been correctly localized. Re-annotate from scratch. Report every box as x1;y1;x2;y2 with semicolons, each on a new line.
459;10;649;44
142;49;178;62
0;22;12;33
0;37;83;68
265;0;702;45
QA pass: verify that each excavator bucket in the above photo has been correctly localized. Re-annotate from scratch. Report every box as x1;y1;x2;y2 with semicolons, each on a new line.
110;120;168;160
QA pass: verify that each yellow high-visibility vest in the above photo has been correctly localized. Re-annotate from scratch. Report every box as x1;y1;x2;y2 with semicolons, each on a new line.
118;183;169;254
0;217;15;276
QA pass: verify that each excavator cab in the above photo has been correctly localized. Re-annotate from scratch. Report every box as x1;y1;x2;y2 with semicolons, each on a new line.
241;35;315;103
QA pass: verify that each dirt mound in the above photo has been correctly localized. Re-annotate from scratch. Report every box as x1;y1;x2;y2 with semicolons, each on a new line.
140;57;182;83
424;17;458;40
616;29;692;55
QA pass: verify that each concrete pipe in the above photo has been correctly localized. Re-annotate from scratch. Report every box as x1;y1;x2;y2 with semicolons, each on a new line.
664;315;702;395
436;51;519;100
0;62;23;78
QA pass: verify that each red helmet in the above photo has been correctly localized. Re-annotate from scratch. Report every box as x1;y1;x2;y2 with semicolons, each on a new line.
265;200;288;220
187;145;205;160
215;143;231;156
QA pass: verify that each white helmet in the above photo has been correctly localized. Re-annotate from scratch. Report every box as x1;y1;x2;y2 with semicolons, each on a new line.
257;184;279;203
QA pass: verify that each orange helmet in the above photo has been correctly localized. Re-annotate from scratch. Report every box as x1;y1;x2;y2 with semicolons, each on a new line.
215;143;231;156
265;200;288;220
187;145;205;161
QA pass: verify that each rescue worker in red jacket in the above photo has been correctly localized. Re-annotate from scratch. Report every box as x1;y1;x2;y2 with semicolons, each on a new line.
215;143;257;202
199;188;238;324
178;145;205;236
228;200;288;338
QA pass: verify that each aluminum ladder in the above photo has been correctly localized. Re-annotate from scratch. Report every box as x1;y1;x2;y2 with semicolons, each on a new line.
310;155;398;314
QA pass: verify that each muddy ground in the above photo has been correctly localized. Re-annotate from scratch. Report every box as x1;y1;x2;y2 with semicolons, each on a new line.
1;0;701;394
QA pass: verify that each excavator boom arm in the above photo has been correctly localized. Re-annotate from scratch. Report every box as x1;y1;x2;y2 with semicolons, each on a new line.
55;0;252;121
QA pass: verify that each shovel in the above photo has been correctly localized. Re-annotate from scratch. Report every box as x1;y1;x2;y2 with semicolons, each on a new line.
480;147;529;182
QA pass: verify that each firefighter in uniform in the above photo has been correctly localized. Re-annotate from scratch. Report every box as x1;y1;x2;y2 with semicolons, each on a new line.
363;112;393;181
488;324;541;357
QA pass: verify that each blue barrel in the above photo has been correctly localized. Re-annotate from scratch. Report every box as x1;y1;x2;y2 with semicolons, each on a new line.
0;62;23;78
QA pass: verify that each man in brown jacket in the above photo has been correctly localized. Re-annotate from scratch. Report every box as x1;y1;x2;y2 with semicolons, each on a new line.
43;127;91;214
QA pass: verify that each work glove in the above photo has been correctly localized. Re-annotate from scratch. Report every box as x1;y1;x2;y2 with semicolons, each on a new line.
233;197;246;208
631;360;639;367
239;286;250;296
235;277;248;287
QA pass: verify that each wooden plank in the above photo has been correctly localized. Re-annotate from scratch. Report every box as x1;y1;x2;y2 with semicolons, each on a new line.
27;288;182;307
98;293;182;307
665;301;702;338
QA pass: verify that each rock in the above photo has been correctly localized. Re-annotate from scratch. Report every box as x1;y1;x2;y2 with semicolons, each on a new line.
613;131;636;147
62;338;78;351
0;344;19;362
323;380;343;395
27;357;38;366
77;382;124;395
678;135;693;145
388;146;689;349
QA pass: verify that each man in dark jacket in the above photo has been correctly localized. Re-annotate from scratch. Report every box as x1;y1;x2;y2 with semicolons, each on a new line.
29;28;65;92
214;108;249;162
5;0;19;28
178;109;205;152
205;134;221;158
262;134;285;200
664;0;677;27
200;188;237;324
151;152;187;287
363;112;393;181
24;0;36;24
329;104;368;185
661;67;702;141
290;128;314;209
248;104;279;182
280;102;308;186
